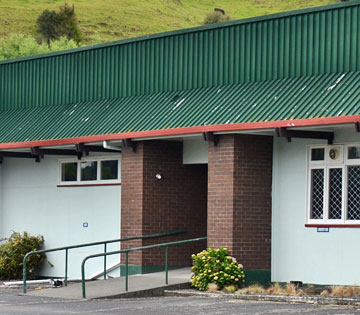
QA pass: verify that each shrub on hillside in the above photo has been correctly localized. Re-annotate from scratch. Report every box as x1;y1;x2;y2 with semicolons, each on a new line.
203;11;231;25
47;36;78;52
0;35;78;60
191;248;245;291
0;232;46;280
37;3;82;44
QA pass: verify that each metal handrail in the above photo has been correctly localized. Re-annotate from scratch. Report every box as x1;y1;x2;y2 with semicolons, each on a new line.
81;236;207;298
23;230;186;293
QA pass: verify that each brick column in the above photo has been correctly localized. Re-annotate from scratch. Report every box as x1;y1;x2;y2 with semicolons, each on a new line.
208;134;273;270
121;140;207;268
121;142;145;265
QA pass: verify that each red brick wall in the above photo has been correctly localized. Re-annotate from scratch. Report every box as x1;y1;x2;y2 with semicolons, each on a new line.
207;136;236;252
121;140;207;267
208;134;273;270
121;142;144;265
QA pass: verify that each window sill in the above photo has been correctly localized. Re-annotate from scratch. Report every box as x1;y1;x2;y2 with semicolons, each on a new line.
305;224;360;228
57;183;121;187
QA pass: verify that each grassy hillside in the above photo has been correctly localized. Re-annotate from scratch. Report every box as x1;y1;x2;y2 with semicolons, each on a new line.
0;0;336;45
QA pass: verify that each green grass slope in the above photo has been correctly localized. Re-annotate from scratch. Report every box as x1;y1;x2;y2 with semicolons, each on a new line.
0;0;336;45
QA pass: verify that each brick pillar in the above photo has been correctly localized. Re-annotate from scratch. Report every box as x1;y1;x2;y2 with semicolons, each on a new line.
121;140;207;268
208;134;272;270
121;142;145;265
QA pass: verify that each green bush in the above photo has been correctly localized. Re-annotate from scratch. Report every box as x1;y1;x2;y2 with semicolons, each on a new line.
191;248;245;291
0;232;46;280
203;11;231;25
0;35;78;60
37;3;82;44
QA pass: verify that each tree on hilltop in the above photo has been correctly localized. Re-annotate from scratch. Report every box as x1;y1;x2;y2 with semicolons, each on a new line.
37;4;82;45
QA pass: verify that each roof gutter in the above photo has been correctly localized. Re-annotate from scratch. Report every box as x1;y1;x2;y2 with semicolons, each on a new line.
102;140;122;151
0;115;359;150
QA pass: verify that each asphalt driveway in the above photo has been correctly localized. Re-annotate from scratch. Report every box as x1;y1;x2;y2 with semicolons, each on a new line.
0;289;359;314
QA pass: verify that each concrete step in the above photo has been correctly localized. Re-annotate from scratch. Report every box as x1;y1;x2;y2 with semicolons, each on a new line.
25;268;192;300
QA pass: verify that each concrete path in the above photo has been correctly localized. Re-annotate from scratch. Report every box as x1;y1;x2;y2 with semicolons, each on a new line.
25;268;191;300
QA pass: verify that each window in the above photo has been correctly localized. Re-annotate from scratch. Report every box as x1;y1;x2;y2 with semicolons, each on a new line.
81;161;98;181
59;157;121;185
307;144;360;224
101;160;118;180
61;162;77;182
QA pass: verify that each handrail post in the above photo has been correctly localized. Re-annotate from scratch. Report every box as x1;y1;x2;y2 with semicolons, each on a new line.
165;246;168;285
23;255;28;294
104;243;107;280
21;230;185;294
81;259;86;299
80;237;206;298
65;249;68;286
125;252;129;291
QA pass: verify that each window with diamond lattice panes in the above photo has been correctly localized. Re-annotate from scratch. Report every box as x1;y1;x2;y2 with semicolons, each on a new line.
308;144;360;225
328;168;342;220
347;166;360;220
310;169;324;219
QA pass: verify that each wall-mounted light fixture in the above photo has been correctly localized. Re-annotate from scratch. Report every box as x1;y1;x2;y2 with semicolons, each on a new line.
155;173;162;180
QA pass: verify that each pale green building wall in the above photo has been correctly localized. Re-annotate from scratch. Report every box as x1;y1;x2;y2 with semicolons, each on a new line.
0;163;2;237
0;154;121;279
272;128;360;285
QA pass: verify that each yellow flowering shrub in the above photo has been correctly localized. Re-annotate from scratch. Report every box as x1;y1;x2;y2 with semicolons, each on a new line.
191;248;245;291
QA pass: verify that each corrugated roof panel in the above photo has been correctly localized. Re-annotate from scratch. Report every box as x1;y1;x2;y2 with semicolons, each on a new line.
0;71;359;145
0;1;360;110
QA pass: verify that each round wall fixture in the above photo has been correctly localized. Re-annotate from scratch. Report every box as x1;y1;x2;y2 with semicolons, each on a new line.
329;148;339;160
155;173;162;180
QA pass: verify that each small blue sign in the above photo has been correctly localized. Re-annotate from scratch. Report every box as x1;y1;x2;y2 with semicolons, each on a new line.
83;222;89;228
317;227;329;232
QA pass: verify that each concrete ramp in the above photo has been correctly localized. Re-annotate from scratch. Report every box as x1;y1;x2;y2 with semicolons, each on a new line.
26;268;191;300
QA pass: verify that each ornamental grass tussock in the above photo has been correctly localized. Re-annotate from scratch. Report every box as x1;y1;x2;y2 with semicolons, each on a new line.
320;289;330;296
191;247;245;291
237;284;267;295
330;285;360;297
266;282;302;296
331;285;345;297
285;283;297;295
207;283;219;292
223;285;237;293
345;286;360;297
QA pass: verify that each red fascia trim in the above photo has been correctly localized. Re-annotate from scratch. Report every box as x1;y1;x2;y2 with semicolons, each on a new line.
0;115;359;150
305;224;360;228
57;183;121;188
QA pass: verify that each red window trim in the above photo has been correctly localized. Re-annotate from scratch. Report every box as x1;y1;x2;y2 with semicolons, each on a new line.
305;224;360;228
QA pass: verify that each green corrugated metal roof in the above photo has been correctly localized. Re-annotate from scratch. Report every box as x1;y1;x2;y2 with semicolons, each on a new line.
1;1;360;110
0;71;359;145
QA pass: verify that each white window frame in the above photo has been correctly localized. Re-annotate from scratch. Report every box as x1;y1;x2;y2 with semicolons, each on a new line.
307;143;360;225
59;156;121;186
